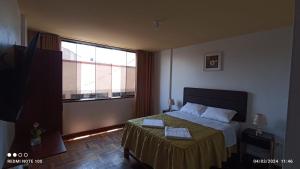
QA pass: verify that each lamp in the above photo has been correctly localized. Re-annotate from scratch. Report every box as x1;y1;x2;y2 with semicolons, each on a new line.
168;98;175;111
252;113;267;135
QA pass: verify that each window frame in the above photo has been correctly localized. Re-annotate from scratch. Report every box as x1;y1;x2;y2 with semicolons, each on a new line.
62;38;136;53
61;38;137;102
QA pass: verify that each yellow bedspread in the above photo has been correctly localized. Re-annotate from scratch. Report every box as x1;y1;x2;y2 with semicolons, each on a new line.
121;114;229;169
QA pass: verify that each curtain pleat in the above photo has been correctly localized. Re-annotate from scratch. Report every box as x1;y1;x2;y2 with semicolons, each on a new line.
135;50;153;118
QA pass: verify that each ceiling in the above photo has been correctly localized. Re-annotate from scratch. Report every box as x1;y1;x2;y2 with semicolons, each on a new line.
18;0;294;51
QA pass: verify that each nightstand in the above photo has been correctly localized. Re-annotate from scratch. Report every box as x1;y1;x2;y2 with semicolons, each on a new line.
240;128;275;162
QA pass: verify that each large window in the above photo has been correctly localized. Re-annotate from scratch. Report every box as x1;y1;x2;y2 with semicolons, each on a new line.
62;41;136;100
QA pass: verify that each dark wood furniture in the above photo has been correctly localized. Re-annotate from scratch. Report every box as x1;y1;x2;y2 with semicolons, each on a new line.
4;46;64;168
240;128;275;162
14;46;63;137
183;87;248;122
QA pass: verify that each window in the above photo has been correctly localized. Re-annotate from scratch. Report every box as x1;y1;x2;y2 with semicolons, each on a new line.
62;41;136;100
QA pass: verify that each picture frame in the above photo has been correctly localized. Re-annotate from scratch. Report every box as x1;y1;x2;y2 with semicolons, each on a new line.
203;52;222;71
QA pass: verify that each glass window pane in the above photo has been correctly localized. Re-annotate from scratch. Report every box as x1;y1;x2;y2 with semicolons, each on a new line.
126;52;136;67
62;40;136;99
63;60;77;99
96;47;112;64
96;64;111;98
62;41;76;61
112;66;126;97
126;67;136;94
79;62;95;94
110;49;126;66
77;44;96;63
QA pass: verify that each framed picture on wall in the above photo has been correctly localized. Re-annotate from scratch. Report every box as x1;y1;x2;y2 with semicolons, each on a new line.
204;52;222;71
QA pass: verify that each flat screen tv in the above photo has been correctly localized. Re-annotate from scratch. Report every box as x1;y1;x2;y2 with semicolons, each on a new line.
0;33;40;122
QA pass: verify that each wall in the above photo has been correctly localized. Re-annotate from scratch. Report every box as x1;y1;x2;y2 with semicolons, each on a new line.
284;0;300;168
153;27;293;158
0;0;21;167
151;50;171;113
63;98;135;135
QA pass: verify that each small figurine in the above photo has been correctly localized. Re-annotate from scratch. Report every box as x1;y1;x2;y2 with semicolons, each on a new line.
30;122;43;146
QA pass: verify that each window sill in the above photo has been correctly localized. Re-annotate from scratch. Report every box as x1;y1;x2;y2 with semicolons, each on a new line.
63;96;135;103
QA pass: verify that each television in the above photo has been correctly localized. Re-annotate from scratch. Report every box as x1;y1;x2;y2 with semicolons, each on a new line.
0;33;40;122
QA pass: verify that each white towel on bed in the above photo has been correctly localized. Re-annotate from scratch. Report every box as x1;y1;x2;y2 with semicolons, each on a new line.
166;111;240;147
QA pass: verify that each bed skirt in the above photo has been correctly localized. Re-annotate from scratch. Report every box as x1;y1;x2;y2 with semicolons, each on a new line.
121;114;233;169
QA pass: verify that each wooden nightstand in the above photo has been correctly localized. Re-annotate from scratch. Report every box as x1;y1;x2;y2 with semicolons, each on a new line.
240;128;275;163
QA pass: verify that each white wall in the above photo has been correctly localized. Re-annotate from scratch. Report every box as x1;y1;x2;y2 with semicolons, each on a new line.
0;0;21;167
153;27;293;158
63;98;135;135
152;50;171;114
284;1;300;168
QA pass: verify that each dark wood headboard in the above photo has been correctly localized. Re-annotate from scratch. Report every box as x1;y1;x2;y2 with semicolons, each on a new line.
183;88;248;122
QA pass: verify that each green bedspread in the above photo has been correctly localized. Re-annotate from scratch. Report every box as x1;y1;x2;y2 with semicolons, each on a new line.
121;114;229;169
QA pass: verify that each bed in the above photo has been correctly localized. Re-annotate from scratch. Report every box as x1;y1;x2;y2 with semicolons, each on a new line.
121;88;248;169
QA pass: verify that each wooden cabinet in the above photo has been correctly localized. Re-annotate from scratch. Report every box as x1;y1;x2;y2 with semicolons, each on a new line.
14;45;63;138
3;45;64;168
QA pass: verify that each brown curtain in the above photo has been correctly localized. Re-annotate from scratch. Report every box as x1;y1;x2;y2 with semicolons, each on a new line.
135;50;153;117
28;30;61;51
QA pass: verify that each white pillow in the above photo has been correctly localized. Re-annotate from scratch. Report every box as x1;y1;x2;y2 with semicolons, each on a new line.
200;106;237;123
180;102;206;117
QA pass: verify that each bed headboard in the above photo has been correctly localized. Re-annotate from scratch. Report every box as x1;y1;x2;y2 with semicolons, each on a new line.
183;88;248;122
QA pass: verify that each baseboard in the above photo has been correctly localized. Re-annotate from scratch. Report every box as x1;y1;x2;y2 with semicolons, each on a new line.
62;124;124;140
